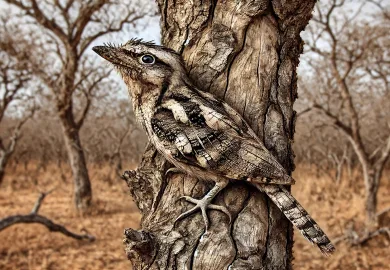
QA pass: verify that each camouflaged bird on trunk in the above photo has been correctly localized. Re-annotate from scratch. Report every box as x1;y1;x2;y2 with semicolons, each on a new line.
93;39;335;255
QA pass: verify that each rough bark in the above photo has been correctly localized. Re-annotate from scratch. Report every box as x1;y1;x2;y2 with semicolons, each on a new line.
123;1;315;269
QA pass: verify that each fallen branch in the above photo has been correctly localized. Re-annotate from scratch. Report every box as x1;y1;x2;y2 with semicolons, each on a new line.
31;188;53;214
351;227;390;246
0;191;95;242
376;207;390;218
333;226;390;246
332;235;348;245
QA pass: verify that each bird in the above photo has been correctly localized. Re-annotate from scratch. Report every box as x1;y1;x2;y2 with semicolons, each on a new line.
93;39;335;255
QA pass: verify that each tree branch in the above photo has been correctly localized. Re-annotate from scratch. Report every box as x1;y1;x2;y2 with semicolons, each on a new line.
312;104;352;135
0;214;95;241
78;12;145;57
75;70;111;129
71;0;107;48
6;103;37;154
0;192;95;241
4;0;68;45
373;132;390;168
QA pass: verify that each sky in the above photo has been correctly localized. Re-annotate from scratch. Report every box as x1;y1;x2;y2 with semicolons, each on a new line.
1;0;384;110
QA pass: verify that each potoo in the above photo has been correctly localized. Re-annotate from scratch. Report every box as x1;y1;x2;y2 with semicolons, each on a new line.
93;39;335;254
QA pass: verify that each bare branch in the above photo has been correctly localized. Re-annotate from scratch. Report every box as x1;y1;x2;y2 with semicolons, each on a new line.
78;12;144;56
4;0;68;45
296;107;313;117
31;189;55;214
0;214;95;241
368;0;390;20
71;0;107;47
6;104;37;155
352;227;390;245
312;104;352;136
75;70;111;129
376;206;390;218
374;132;390;167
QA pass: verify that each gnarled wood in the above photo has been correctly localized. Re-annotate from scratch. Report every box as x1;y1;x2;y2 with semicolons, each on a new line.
123;1;315;269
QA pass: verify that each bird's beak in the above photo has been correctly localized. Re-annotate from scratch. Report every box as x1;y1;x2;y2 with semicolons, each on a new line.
92;45;118;64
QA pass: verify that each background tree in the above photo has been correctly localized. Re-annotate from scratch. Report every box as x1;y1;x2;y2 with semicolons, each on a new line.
1;0;151;210
0;34;36;185
300;0;390;226
122;1;316;269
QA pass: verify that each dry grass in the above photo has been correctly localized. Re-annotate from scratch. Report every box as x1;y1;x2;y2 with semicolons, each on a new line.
0;163;141;270
292;166;390;270
0;162;389;269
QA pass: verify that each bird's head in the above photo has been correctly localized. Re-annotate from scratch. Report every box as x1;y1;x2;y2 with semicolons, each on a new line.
93;39;187;102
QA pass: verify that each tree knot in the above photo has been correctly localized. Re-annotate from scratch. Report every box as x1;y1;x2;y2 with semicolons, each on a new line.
123;228;157;268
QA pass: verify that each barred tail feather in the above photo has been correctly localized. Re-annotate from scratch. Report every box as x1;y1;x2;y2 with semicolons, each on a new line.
256;184;335;255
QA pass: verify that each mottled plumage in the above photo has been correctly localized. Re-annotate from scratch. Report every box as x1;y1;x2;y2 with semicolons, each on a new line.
93;40;335;255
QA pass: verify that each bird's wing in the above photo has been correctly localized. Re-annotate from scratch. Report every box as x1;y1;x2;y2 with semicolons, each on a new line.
151;90;294;185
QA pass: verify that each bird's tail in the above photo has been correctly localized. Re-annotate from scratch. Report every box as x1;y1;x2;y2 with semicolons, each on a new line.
255;183;335;255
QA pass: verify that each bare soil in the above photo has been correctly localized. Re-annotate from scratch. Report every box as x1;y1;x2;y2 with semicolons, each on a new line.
0;163;389;269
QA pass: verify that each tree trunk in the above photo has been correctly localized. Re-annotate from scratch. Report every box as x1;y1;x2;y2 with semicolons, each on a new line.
60;109;92;210
0;167;4;186
0;150;10;186
363;166;382;226
123;1;315;269
335;158;345;184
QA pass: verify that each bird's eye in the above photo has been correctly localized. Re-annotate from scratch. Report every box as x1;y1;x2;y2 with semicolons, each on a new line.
140;54;155;64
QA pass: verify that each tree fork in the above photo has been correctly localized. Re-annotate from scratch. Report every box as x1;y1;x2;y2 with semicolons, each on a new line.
123;1;316;269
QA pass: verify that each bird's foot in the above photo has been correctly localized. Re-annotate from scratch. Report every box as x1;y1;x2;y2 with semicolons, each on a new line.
175;195;231;230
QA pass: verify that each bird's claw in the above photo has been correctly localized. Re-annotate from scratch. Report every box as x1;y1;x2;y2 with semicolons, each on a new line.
166;167;183;176
174;196;232;230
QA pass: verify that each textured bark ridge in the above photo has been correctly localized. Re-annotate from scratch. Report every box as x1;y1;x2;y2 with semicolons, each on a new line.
123;1;315;269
